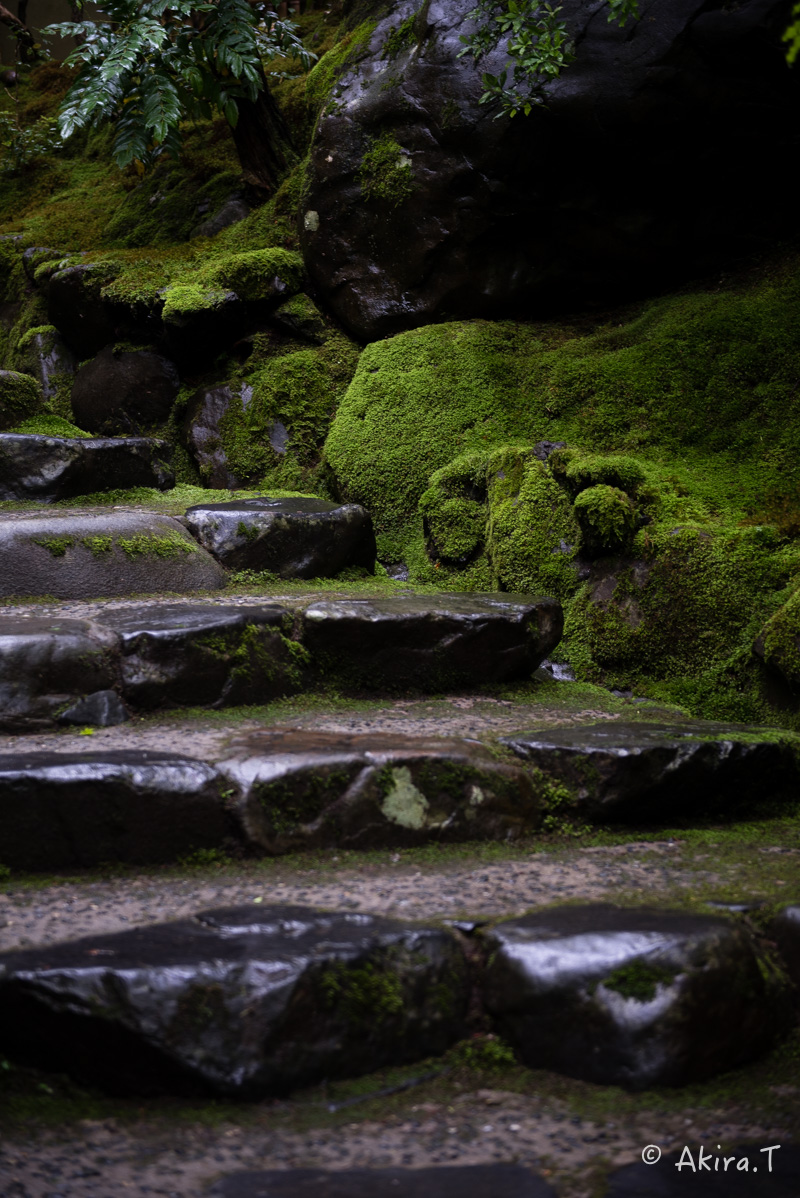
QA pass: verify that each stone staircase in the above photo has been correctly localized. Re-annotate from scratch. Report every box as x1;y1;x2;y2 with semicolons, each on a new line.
1;435;799;1196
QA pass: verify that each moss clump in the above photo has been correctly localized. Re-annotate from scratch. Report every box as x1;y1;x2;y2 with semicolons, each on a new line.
9;414;90;439
80;535;114;556
116;532;195;559
357;132;415;207
304;20;377;114
601;960;676;1002
756;584;800;691
31;535;73;557
161;284;232;322
0;370;43;431
319;961;405;1024
207;248;304;302
573;484;636;555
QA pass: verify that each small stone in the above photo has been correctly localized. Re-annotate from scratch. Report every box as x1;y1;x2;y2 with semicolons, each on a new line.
57;689;129;727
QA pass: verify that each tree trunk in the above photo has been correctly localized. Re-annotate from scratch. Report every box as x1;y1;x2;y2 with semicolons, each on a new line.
231;75;295;195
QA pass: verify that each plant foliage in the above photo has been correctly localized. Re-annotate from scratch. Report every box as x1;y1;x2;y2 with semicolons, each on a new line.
44;0;314;169
458;0;638;116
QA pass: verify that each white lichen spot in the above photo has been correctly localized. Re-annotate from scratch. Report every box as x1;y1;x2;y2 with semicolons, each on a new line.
304;210;320;232
380;766;429;829
469;785;486;807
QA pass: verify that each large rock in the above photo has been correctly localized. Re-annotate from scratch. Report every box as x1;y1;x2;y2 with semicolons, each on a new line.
209;1166;556;1198
0;434;174;501
182;384;251;489
0;750;229;870
769;906;800;989
0;905;469;1097
14;325;77;400
300;0;800;339
298;593;562;689
0;616;119;732
604;1143;800;1196
184;497;377;578
217;729;541;853
95;603;305;709
499;721;800;821
47;264;159;358
70;345;181;436
482;904;789;1090
0;511;227;599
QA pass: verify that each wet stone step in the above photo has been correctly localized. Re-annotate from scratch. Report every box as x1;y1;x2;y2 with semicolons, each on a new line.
217;729;542;853
95;602;305;709
0;749;230;870
209;1165;556;1198
499;721;800;820
0;905;469;1098
298;593;563;690
483;903;792;1091
604;1142;800;1195
184;496;377;578
0;510;226;599
0;433;174;502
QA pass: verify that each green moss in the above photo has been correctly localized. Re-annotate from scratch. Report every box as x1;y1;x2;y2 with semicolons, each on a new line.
31;535;73;557
80;535;113;556
206;248;304;302
116;532;195;559
381;11;419;60
758;584;800;688
573;484;636;554
8;414;90;438
357;132;415;207
600;960;676;1002
305;20;377;114
161;283;231;321
0;369;43;430
319;961;405;1024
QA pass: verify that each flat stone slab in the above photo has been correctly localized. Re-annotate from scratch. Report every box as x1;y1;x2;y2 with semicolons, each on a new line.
298;593;563;690
0;905;468;1097
0;434;174;502
95;603;304;709
604;1143;800;1195
0;510;227;598
209;1165;555;1198
0;749;229;870
218;729;541;853
483;904;789;1090
184;497;376;578
499;721;800;820
0;616;119;731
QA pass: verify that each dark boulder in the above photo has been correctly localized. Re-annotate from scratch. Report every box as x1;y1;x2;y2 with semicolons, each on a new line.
184;497;377;578
70;345;181;436
0;616;119;732
57;688;130;727
300;0;800;340
47;264;160;358
0;434;174;501
769;906;800;989
0;905;469;1097
209;1166;556;1198
604;1143;800;1196
297;593;563;690
182;384;251;489
483;904;790;1089
218;729;541;853
0;511;227;599
499;721;800;821
192;194;251;239
15;325;77;400
0;749;230;871
95;603;305;709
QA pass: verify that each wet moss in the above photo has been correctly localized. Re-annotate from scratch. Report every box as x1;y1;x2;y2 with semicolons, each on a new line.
0;369;43;430
358;132;415;207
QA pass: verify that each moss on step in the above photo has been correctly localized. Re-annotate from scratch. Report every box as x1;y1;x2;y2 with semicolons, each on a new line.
8;414;90;438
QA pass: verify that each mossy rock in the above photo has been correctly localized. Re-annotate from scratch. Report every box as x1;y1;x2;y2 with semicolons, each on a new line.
0;369;44;431
756;586;800;693
573;484;636;556
206;248;304;304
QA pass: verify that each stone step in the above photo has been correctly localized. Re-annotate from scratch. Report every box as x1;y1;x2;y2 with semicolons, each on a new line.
0;594;561;728
0;511;226;600
500;720;800;821
209;1165;556;1198
217;729;541;853
0;904;469;1098
0;433;174;502
0;901;790;1099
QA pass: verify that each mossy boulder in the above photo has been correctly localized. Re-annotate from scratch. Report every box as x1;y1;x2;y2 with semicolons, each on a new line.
573;485;636;557
0;369;44;430
754;586;800;693
206;249;304;304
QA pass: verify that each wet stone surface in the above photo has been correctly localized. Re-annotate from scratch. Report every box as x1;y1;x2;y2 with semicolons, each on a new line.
209;1164;556;1197
0;434;174;502
500;721;800;820
0;904;468;1099
218;729;541;853
483;904;790;1090
604;1141;800;1196
0;749;229;870
95;603;303;710
0;510;227;599
299;594;563;691
184;497;377;579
